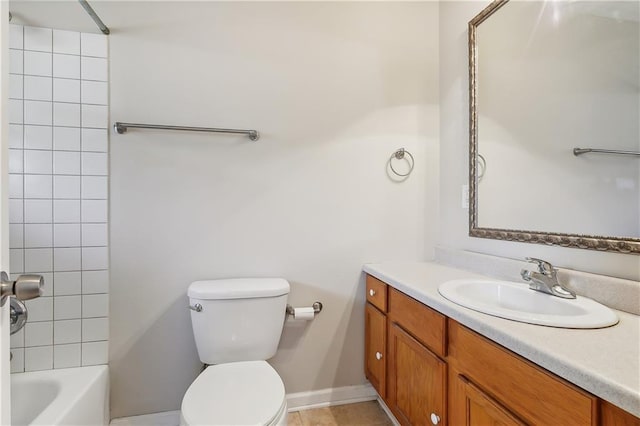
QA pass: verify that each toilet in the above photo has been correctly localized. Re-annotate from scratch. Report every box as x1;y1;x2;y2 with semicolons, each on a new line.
180;278;290;426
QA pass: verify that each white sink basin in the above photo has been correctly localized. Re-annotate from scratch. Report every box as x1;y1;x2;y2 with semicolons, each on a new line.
438;279;618;329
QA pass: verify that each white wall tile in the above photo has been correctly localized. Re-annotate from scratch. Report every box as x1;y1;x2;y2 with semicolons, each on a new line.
81;128;108;152
10;348;25;373
82;270;108;294
82;152;108;176
82;295;108;318
82;223;108;246
9;74;23;99
53;175;80;199
81;105;108;128
53;54;80;79
53;344;81;370
24;175;52;199
24;51;52;76
24;224;53;248
81;341;108;366
9;149;23;173
82;317;108;341
10;25;24;49
25;346;53;371
9;200;24;223
53;102;80;127
53;200;80;223
53;78;80;103
24;27;52;52
24;100;52;125
53;247;81;271
24;125;52;150
24;150;53;174
25;321;53;347
81;33;108;58
53;30;80;55
11;328;25;348
10;249;24;273
10;49;24;74
9;99;23;124
54;151;80;175
53;126;80;151
9;174;24;198
81;81;108;105
24;75;52;101
54;224;81;248
81;176;107;199
81;57;107;81
82;200;107;223
82;247;108;270
53;271;81;295
24;199;53;223
53;320;81;344
54;295;81;320
25;297;53;322
24;248;53;272
54;344;81;369
10;224;23;249
9;124;24;149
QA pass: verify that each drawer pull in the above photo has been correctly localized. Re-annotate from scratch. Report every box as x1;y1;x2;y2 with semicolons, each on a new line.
376;351;383;360
430;413;440;425
369;289;376;297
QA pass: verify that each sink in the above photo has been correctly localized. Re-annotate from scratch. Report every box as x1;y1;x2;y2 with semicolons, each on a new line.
438;279;618;329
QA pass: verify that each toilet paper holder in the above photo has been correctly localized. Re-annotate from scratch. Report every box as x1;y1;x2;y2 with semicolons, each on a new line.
286;302;323;316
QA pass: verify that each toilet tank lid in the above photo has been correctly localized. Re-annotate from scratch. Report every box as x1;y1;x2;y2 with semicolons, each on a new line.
188;278;290;300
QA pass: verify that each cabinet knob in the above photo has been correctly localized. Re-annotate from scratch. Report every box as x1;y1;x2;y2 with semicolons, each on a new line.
430;413;440;425
369;289;376;297
375;352;383;360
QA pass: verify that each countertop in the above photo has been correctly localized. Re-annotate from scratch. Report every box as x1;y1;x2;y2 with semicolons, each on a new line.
363;261;640;417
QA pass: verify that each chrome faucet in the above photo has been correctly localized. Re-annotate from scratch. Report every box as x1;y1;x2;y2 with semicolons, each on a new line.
520;257;576;299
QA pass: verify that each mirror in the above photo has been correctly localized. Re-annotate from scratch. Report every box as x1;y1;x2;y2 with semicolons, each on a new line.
469;0;640;254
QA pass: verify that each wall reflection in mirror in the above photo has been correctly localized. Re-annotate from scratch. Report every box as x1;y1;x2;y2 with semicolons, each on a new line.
469;0;640;253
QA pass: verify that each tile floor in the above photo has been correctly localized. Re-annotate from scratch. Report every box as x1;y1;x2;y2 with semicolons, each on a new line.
288;401;393;426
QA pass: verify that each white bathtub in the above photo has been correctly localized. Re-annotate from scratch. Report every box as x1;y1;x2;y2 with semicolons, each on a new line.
11;365;109;425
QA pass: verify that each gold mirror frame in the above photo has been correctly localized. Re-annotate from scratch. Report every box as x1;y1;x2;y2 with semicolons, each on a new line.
468;0;640;255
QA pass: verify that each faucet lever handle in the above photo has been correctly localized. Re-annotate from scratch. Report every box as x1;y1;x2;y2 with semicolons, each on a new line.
524;257;555;275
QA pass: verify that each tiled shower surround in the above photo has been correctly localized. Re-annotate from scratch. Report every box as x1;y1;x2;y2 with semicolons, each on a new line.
8;25;109;372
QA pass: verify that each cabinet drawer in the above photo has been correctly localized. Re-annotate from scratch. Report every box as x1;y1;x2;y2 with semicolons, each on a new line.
388;288;446;357
448;321;598;425
366;275;388;312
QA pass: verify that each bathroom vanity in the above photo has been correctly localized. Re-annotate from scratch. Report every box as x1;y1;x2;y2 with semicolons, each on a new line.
363;262;640;426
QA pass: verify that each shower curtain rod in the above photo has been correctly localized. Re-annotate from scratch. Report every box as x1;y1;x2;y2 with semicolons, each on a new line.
78;0;110;35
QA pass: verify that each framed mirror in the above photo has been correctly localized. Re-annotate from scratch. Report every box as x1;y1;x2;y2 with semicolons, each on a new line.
469;0;640;254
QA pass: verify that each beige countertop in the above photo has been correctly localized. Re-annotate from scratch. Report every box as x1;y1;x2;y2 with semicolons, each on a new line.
363;261;640;417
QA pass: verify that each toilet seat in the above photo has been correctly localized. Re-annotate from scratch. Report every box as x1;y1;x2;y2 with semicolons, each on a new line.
181;360;286;426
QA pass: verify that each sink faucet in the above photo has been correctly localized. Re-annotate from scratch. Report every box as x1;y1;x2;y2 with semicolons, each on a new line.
520;257;576;299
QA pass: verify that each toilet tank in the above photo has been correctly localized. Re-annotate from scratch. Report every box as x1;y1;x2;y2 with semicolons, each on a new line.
188;278;290;364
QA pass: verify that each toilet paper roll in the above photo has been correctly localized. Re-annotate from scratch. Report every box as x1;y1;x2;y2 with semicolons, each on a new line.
293;307;315;320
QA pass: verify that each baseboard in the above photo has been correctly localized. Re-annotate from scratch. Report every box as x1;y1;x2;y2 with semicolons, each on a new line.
109;383;378;425
109;410;181;426
376;396;401;426
286;383;378;412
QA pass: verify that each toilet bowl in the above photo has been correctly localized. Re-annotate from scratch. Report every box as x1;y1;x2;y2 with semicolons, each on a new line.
181;361;287;426
181;278;291;426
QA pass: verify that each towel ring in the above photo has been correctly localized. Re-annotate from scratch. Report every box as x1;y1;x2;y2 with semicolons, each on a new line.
477;154;486;180
390;148;415;177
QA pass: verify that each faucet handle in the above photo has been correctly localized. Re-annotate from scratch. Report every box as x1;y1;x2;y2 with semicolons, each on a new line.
524;257;555;275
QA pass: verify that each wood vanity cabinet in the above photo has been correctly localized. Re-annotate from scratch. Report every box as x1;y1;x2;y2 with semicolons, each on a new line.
363;274;640;426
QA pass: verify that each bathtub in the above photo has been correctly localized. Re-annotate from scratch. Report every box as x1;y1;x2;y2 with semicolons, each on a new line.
11;365;109;425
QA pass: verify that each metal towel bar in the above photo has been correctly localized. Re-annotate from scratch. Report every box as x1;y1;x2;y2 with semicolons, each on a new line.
573;148;640;157
113;122;260;141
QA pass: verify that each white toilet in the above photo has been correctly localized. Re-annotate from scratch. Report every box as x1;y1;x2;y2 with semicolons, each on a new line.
181;278;290;426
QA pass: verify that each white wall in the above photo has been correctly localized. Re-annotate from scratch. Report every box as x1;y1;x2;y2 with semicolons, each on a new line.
108;2;439;417
439;1;640;281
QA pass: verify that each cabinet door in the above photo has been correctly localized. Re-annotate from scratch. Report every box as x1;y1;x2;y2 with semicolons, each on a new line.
365;303;386;398
388;323;446;426
454;374;526;426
